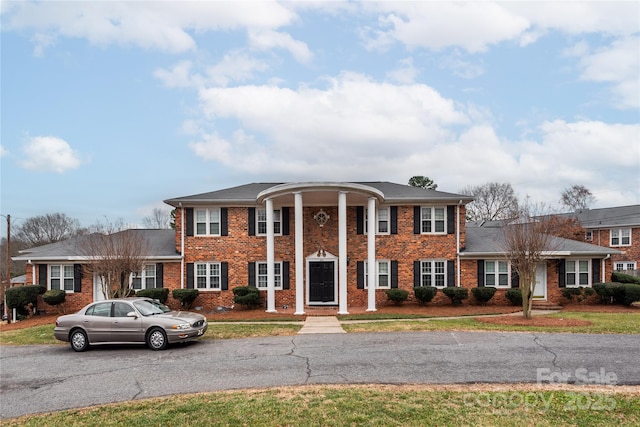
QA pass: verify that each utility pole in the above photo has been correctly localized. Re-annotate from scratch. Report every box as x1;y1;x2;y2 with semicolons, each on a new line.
3;214;9;323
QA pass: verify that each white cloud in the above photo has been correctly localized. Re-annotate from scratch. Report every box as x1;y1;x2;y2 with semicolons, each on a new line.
0;145;7;157
21;136;83;173
206;51;270;86
386;57;419;84
3;1;297;54
577;36;640;109
248;29;313;64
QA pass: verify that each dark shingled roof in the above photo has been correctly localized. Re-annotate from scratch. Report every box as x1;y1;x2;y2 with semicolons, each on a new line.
15;229;179;261
557;205;640;228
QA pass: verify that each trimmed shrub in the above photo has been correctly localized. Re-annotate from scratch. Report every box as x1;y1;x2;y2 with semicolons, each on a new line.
172;289;199;309
385;289;409;305
472;287;497;305
593;283;614;304
233;286;261;308
136;288;170;304
441;287;469;305
505;289;523;306
612;271;640;285
563;286;596;303
42;289;66;313
6;285;45;317
414;286;438;305
592;282;640;306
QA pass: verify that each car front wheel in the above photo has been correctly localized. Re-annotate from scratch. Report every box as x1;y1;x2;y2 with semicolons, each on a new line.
70;329;89;352
147;328;167;351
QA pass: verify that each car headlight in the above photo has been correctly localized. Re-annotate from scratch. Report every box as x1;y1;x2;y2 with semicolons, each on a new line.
171;323;191;330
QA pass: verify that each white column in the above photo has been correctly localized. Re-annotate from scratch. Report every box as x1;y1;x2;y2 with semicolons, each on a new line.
294;192;305;315
366;197;377;311
265;198;277;313
337;191;349;314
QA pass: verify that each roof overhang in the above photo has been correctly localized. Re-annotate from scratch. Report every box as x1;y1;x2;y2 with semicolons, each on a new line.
257;182;385;206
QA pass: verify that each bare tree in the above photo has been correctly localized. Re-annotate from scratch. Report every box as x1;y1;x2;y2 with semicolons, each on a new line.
78;219;150;299
460;182;518;221
561;185;595;211
408;176;438;190
15;213;81;246
142;208;171;229
500;202;559;319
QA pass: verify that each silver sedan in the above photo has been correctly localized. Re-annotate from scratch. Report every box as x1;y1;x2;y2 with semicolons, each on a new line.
54;297;208;351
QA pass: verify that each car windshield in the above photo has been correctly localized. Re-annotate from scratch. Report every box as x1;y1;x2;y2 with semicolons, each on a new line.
133;299;171;316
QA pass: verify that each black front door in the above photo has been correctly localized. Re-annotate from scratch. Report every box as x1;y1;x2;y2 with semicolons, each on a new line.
309;261;335;303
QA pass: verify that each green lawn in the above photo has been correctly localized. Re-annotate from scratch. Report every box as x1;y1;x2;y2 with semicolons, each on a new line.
3;385;639;426
1;312;638;346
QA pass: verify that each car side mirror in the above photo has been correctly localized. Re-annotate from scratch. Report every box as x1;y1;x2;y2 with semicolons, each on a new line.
127;312;138;318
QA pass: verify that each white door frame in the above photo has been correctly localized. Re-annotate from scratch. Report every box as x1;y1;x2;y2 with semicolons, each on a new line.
93;273;107;302
306;251;338;305
533;261;547;300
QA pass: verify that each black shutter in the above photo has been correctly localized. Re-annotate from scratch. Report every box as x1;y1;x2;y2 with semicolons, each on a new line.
186;208;194;236
357;261;365;289
477;260;485;287
356;206;364;235
156;263;164;288
282;261;290;290
447;205;455;235
558;260;566;288
511;270;520;288
39;264;47;287
248;208;256;236
390;206;398;235
248;262;256;287
221;262;229;290
73;264;83;293
592;259;601;284
186;263;194;289
414;261;421;287
413;206;421;234
221;208;228;236
282;208;290;235
447;260;455;287
391;260;399;289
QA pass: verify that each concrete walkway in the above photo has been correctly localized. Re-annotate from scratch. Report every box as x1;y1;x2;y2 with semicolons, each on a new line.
298;316;346;334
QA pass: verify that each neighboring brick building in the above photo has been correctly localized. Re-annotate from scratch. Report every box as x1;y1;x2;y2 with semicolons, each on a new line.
560;205;640;274
14;182;622;314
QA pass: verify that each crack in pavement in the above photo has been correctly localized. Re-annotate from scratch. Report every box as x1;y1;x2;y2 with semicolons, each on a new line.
289;337;311;384
533;335;559;368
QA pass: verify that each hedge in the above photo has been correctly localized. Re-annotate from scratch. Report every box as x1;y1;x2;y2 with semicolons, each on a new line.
414;286;437;305
233;286;261;308
441;287;468;305
172;289;199;309
593;282;640;306
611;271;640;285
505;289;523;306
385;289;409;305
135;288;170;304
6;285;46;317
472;287;497;305
42;289;67;312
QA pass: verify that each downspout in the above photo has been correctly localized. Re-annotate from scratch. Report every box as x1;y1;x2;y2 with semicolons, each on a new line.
457;200;462;287
602;254;610;283
180;202;185;289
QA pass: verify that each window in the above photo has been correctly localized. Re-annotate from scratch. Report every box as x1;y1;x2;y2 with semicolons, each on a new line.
420;207;446;233
131;264;156;290
50;265;74;292
615;262;636;271
485;261;510;288
365;207;390;234
257;209;281;235
113;302;133;317
86;302;111;317
195;262;221;290
363;260;390;289
610;229;631;246
257;262;282;289
418;260;446;288
585;231;593;241
566;260;590;287
195;208;221;236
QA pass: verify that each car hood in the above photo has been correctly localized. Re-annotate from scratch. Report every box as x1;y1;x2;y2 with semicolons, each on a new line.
155;311;205;322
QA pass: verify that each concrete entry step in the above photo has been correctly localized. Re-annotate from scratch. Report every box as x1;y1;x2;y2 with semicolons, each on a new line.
298;316;346;334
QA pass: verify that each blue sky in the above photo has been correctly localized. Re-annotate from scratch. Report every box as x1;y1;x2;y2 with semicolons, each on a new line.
1;1;639;233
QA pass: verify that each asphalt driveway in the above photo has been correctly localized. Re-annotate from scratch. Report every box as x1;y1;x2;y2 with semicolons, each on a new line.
1;331;639;419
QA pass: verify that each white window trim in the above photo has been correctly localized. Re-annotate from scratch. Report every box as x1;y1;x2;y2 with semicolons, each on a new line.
49;264;75;293
585;231;593;241
365;207;391;235
420;206;447;234
256;261;283;290
565;259;591;288
195;208;221;236
195;262;222;290
131;264;156;290
418;259;447;288
256;209;282;236
363;260;391;289
615;261;637;271
610;228;631;247
484;260;511;288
